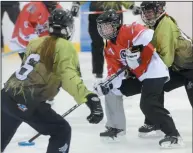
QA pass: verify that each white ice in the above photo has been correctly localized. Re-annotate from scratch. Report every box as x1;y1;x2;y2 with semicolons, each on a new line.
2;53;192;153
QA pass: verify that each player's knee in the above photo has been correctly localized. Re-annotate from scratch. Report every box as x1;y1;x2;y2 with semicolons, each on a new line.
61;122;71;137
140;100;153;115
53;121;71;139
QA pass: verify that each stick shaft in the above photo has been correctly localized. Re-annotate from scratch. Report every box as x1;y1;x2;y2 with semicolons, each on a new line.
26;66;128;143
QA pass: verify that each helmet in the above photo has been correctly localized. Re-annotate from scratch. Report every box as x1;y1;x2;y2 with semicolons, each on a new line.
96;9;121;40
140;1;166;26
42;1;59;13
48;8;74;40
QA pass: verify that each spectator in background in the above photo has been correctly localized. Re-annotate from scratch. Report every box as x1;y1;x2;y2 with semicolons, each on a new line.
1;1;20;52
9;1;61;60
88;2;136;79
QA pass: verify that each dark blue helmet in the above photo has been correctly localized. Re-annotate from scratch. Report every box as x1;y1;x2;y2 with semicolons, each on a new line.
48;8;74;40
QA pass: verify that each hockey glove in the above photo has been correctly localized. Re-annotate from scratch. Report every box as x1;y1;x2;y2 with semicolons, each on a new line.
85;93;104;124
93;79;113;96
71;2;80;17
126;49;141;70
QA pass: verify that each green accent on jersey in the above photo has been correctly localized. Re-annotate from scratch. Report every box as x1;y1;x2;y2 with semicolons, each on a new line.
151;15;193;70
5;36;92;104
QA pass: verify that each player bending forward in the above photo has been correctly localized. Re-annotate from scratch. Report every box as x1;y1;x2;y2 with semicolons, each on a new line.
94;9;183;148
1;9;103;153
138;1;193;137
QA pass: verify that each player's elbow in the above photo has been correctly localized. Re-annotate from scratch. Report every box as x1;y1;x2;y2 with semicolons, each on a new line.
133;29;154;47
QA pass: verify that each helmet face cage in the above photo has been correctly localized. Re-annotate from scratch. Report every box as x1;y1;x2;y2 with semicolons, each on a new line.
141;2;166;27
97;21;119;40
96;9;121;40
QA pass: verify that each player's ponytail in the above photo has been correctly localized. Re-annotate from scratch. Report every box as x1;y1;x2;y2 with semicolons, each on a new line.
39;36;57;72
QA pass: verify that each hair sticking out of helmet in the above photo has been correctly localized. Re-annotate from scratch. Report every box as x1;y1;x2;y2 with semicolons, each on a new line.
140;1;166;27
48;8;74;40
96;9;121;40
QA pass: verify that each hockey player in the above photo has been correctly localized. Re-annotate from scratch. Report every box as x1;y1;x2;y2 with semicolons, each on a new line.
1;9;104;153
138;1;193;138
71;1;139;78
9;1;62;60
94;9;183;148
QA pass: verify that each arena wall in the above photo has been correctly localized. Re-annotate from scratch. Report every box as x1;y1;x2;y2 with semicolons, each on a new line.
2;2;192;53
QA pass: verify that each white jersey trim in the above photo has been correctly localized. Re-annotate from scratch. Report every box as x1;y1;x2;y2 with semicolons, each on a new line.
133;29;154;46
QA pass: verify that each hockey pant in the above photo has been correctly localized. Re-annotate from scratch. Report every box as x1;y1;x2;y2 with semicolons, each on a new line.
104;78;142;130
104;78;179;136
144;69;193;125
1;89;71;153
105;91;126;130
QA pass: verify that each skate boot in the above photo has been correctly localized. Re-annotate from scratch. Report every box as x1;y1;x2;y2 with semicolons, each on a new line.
159;135;184;148
138;124;163;138
100;127;125;142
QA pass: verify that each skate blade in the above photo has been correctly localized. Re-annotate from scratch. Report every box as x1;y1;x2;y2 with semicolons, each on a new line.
160;138;185;149
100;135;126;143
138;130;163;138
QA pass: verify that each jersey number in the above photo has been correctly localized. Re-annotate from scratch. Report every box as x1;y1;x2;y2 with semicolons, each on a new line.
16;54;40;80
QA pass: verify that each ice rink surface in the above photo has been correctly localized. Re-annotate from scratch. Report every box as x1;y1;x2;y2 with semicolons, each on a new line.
2;53;192;153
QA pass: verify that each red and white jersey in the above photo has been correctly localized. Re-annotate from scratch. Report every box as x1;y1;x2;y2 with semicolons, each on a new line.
9;2;62;52
104;22;169;90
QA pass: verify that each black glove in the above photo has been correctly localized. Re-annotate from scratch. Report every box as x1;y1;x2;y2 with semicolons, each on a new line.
132;6;142;15
71;2;80;17
85;93;104;124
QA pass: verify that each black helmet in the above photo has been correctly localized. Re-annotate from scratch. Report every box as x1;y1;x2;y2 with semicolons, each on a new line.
96;9;121;40
42;1;58;13
140;1;166;26
48;8;74;40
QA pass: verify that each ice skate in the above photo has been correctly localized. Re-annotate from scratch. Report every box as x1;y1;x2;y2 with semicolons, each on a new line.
100;127;126;142
138;124;163;138
159;135;185;148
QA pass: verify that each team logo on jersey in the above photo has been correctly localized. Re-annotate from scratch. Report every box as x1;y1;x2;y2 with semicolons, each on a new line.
35;22;49;34
17;104;28;112
120;49;126;59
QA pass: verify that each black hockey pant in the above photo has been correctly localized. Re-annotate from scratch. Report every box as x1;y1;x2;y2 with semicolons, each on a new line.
120;77;179;136
144;69;193;125
1;89;71;153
